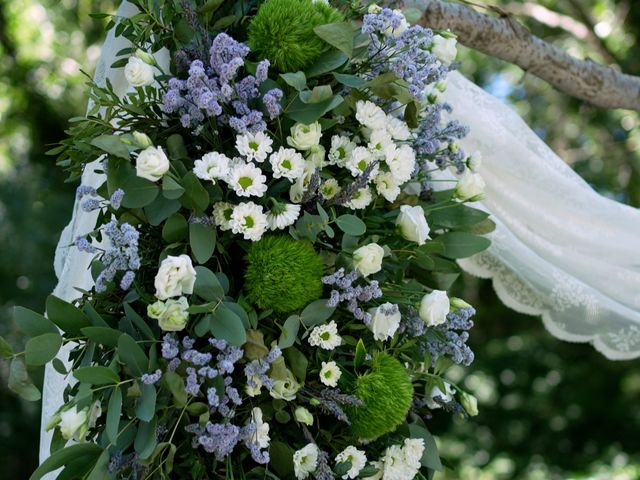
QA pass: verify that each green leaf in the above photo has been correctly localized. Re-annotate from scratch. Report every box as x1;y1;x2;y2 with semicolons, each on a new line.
117;334;149;377
439;232;491;259
314;22;354;57
180;172;210;212
46;295;91;336
162;175;185;200
0;335;13;358
29;444;103;480
106;157;159;208
25;333;62;366
134;417;157;460
190;222;216;264
335;214;366;236
74;366;120;385
106;386;123;443
145;195;181;225
284;347;308;383
198;0;224;14
405;100;419;129
278;315;300;349
333;72;366;88
164;371;188;407
223;301;251;329
210;304;246;346
14;306;58;337
163;213;188;243
8;357;41;401
408;424;443;471
213;14;236;30
305;50;348;78
300;299;336;327
136;383;157;422
301;85;333;104
90;135;130;160
429;205;490;228
165;134;188;160
124;303;155;340
81;326;122;347
86;449;111;480
83;303;109;327
354;338;366;369
193;266;225;302
280;72;307;92
269;442;295;477
285;94;343;124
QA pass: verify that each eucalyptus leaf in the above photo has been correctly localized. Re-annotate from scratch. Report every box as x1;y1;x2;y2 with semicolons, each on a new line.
124;303;154;340
117;334;149;377
144;194;180;225
8;357;41;401
134;417;158;459
190;222;216;264
107;386;123;443
278;316;300;349
300;299;336;327
408;424;444;471
0;335;13;359
136;383;157;422
29;444;103;480
313;22;354;57
90;135;130;160
333;72;366;88
164;371;188;406
162;213;188;243
305;50;348;77
194;266;225;301
280;72;307;92
439;232;491;259
211;303;246;346
74;366;120;385
180;172;209;212
46;295;91;336
81;327;122;347
335;214;366;236
14;306;58;337
25;333;62;366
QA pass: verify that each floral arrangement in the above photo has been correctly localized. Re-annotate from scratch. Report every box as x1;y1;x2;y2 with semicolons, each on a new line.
2;0;492;478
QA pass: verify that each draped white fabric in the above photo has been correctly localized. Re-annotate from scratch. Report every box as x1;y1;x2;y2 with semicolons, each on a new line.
39;0;640;471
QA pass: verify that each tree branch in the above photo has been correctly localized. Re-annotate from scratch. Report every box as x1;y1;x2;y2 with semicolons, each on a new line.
411;0;640;111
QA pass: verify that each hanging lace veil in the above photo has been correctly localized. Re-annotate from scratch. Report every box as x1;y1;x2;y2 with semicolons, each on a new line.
39;0;640;470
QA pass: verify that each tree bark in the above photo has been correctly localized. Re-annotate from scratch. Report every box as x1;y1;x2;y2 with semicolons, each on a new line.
409;0;640;111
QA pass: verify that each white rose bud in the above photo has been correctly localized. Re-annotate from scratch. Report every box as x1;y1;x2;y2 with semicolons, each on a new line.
431;34;458;64
396;205;430;246
135;48;157;66
124;56;155;87
353;243;384;277
368;303;401;341
455;171;486;201
294;406;314;426
132;131;153;149
154;254;197;300
467;151;482;173
459;392;479;416
287;122;322;151
419;290;450;326
136;146;170;182
157;297;189;332
59;406;88;440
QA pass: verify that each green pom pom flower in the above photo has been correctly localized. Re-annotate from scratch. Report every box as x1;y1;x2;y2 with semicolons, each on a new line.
244;236;324;313
347;354;414;440
248;0;345;72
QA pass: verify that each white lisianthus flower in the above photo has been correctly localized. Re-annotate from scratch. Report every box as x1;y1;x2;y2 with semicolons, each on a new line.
419;290;450;326
154;254;197;300
386;115;411;141
356;100;387;131
147;300;167;320
213;202;234;231
432;34;458;64
124;56;154;87
193;152;230;183
328;135;357;166
319;361;341;387
269;357;301;401
228;162;268;198
455;171;486;201
467;150;482;173
402;438;425;470
294;407;314;425
136;146;170;182
319;178;341;200
267;203;301;230
368;303;401;341
375;171;401;202
384;144;416;183
59;406;88;440
345;187;373;210
335;446;368;480
346;146;378;178
425;382;454;409
270;147;305;181
230;201;268;241
293;443;319;480
157;296;189;331
353;243;384;277
367;129;393;159
308;321;342;350
236;131;273;163
287;122;322;151
250;407;270;449
396;205;430;245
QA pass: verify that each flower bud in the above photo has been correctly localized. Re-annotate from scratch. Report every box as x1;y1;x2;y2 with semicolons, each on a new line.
460;392;479;416
132;131;153;149
135;48;157;66
450;297;473;310
294;407;314;425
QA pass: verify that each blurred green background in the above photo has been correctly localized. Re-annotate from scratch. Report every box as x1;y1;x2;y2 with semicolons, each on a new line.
0;0;638;478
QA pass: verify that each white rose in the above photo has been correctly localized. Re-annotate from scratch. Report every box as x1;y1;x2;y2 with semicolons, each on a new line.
124;56;155;87
396;205;430;245
157;297;189;332
136;146;170;182
154;254;197;300
59;406;88;440
287;122;322;151
419;290;450;326
431;34;458;64
368;303;401;341
250;407;270;449
455;171;486;201
353;243;384;277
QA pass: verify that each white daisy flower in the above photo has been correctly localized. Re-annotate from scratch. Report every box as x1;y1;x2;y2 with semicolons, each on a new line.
319;178;341;200
308;320;342;350
193;152;231;183
328;135;356;166
375;171;401;202
367;129;393;159
345;187;373;210
402;438;425;470
384;144;416;183
293;443;319;480
355;100;387;131
319;360;341;387
386;115;411;141
229;201;268;241
335;446;367;479
346;146;379;178
382;445;417;479
212;202;234;231
236;131;273;163
269;147;305;181
267;203;301;230
228;162;268;197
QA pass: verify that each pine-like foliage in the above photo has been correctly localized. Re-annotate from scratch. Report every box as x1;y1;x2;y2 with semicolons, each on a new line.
248;0;345;72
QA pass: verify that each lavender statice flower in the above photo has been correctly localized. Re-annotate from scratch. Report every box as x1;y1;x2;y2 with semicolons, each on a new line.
94;220;140;292
141;369;162;385
161;334;179;359
262;88;283;119
191;422;241;460
315;451;335;480
81;198;101;212
74;236;97;254
316;388;364;425
322;268;382;323
244;346;281;392
420;307;475;366
119;270;135;290
109;188;125;210
76;185;96;199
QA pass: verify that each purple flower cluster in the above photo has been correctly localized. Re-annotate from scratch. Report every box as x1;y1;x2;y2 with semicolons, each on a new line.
77;185;125;212
94;219;140;292
244;346;282;392
323;268;383;323
185;420;268;464
362;8;448;100
317;388;364;425
162;33;283;133
421;307;475;366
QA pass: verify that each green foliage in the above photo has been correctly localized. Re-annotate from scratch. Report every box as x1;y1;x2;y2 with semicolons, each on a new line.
347;353;414;440
244;236;324;313
248;0;344;72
